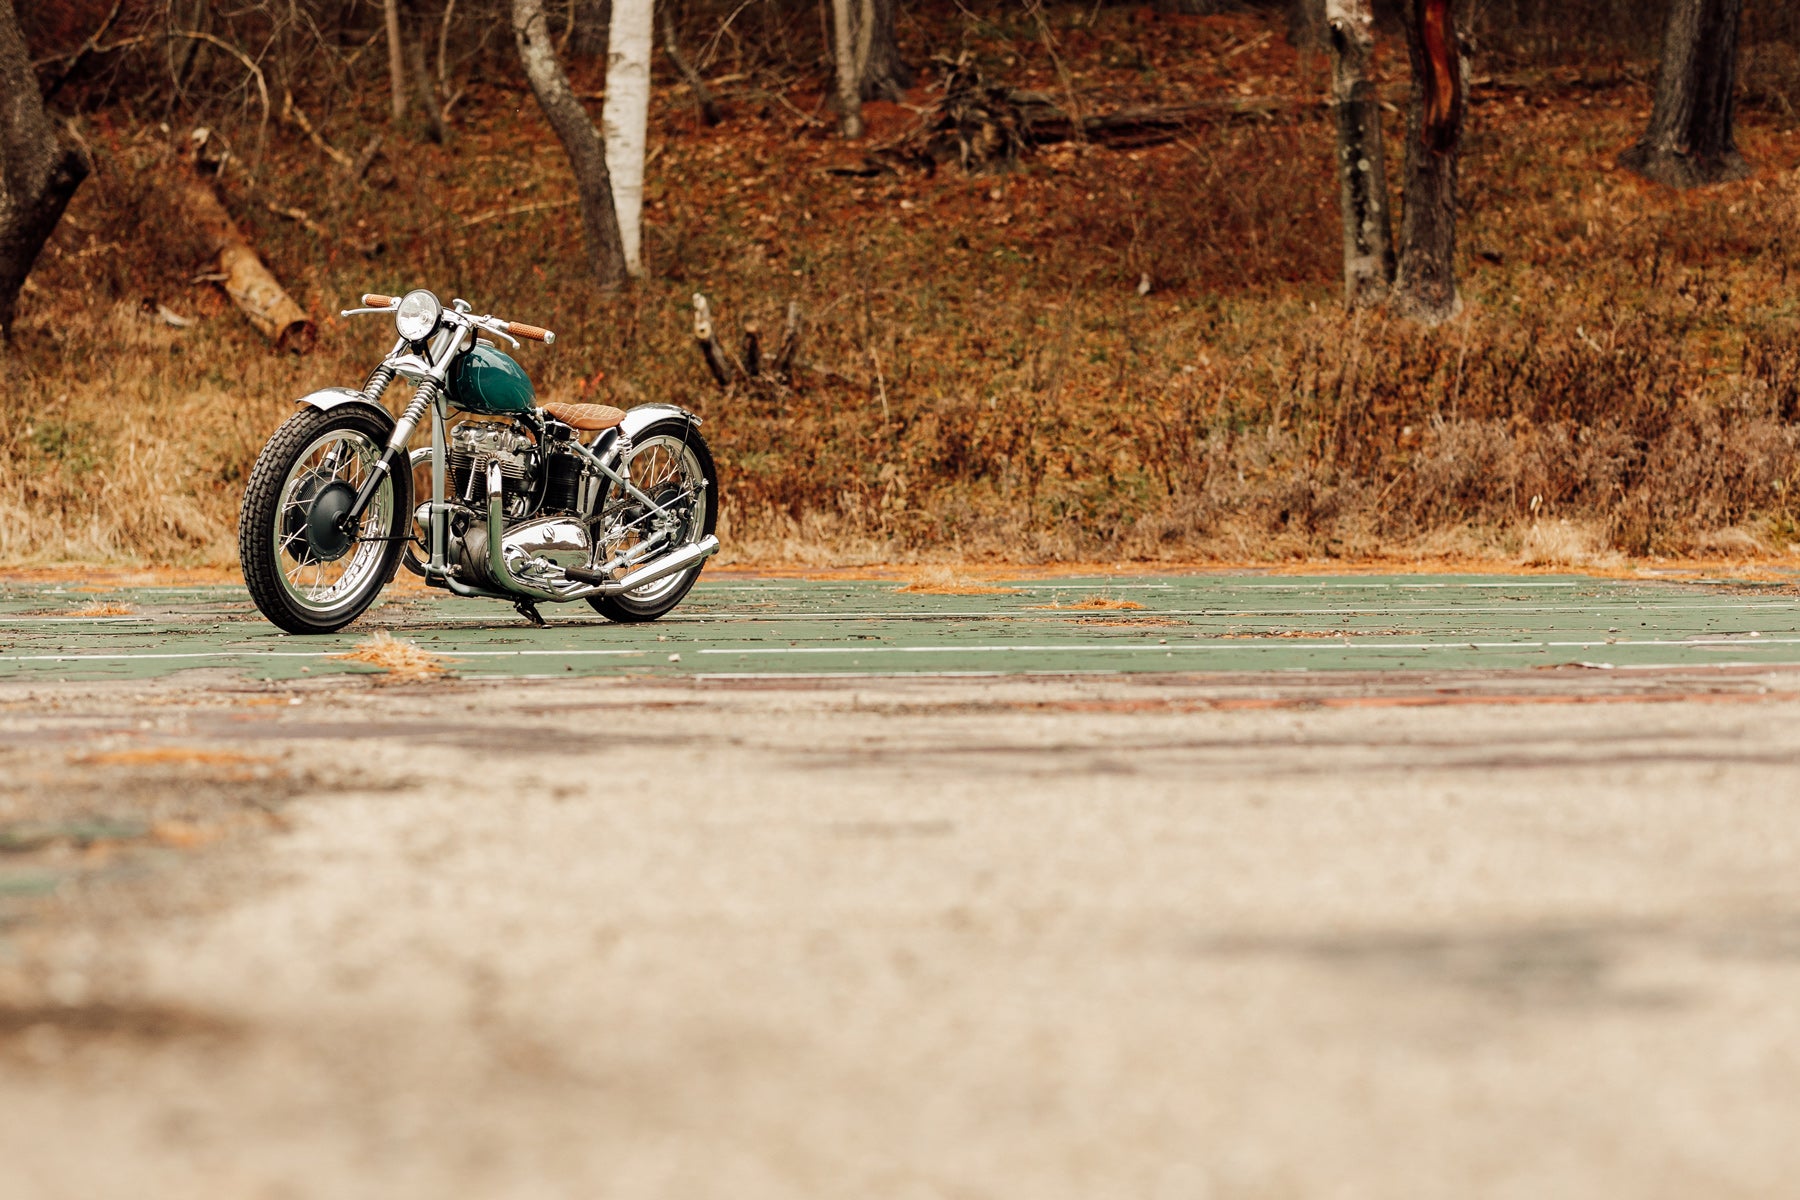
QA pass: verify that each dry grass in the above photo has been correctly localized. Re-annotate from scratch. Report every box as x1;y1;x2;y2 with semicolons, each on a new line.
65;602;136;617
330;632;457;681
895;566;1021;595
1031;596;1147;610
4;6;1799;567
1518;520;1623;569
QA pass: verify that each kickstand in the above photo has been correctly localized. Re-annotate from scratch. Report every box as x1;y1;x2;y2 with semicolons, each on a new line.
513;598;547;627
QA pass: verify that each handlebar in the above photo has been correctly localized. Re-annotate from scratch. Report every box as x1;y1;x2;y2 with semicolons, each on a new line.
504;321;554;344
338;290;557;346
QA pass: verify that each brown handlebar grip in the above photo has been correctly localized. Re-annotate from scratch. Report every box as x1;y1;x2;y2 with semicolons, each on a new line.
362;293;398;308
506;321;553;343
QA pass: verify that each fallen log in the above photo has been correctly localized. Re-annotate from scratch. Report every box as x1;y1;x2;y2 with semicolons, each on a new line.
876;54;1318;170
171;156;315;353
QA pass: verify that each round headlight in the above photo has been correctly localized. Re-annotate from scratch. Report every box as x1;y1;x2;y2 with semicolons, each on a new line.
394;289;441;341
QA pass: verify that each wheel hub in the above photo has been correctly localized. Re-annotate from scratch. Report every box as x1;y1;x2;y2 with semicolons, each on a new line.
299;479;358;561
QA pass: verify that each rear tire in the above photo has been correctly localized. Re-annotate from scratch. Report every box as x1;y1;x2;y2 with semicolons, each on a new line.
239;406;410;634
587;420;719;624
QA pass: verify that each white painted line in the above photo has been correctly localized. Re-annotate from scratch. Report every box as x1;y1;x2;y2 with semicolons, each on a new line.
698;636;1800;656
0;617;152;625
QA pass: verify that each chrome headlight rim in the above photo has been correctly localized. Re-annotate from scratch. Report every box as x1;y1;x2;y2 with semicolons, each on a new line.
394;289;442;342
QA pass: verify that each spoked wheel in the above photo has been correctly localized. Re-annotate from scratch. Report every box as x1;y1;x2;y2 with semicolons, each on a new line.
239;407;410;634
587;419;719;623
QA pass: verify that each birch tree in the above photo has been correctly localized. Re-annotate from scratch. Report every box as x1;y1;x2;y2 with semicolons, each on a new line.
830;0;909;137
511;0;628;289
1;0;91;340
831;0;864;138
1392;0;1464;325
1620;0;1749;188
384;0;408;123
1325;0;1393;307
602;0;653;277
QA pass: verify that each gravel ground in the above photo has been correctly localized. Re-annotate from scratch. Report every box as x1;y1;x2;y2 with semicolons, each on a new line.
4;668;1800;1199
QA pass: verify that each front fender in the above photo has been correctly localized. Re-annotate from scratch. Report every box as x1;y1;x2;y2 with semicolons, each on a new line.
296;387;395;433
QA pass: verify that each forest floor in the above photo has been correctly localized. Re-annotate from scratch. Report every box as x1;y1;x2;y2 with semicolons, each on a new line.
5;4;1800;568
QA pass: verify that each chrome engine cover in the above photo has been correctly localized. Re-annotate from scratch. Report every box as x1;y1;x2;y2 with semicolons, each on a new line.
456;514;592;592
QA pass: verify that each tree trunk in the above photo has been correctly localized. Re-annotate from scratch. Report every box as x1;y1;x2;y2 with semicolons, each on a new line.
1619;0;1748;187
602;0;652;278
384;0;409;123
855;0;911;102
831;0;864;138
511;0;628;290
1325;0;1394;307
1290;0;1326;51
1393;0;1463;325
662;0;721;125
402;0;446;142
0;0;91;340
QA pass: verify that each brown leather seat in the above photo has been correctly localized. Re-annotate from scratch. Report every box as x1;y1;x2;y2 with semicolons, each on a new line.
541;402;627;432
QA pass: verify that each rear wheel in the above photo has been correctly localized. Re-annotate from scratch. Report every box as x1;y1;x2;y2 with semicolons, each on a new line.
239;406;410;634
587;420;719;623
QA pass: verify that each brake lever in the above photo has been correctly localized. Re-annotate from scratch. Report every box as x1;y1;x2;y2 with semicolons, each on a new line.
338;306;395;317
478;318;521;349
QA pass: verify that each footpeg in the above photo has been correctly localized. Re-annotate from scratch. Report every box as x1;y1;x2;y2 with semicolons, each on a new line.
563;563;610;586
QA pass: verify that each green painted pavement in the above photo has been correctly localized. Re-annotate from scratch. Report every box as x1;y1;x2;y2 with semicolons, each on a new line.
1;573;1798;682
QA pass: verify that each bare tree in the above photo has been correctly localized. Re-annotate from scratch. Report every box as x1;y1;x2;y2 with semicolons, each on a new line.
403;0;448;142
511;0;628;289
1325;0;1393;307
831;0;864;137
855;0;911;102
0;0;91;340
1393;0;1464;324
1620;0;1749;187
384;0;409;123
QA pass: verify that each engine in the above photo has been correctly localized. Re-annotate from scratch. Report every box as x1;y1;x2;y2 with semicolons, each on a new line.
448;420;538;516
440;419;600;591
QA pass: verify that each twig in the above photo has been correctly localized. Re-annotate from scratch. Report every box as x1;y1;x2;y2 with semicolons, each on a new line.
691;293;736;386
663;0;723;125
772;301;802;379
349;135;384;183
168;31;272;144
281;90;355;169
438;0;458;91
742;322;762;376
41;0;124;100
458;197;579;228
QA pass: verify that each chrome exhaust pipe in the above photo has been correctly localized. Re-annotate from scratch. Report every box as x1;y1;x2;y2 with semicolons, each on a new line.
486;461;568;602
599;534;720;595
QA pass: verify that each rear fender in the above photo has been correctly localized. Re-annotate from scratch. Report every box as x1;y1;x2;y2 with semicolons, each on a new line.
587;403;701;461
619;403;700;441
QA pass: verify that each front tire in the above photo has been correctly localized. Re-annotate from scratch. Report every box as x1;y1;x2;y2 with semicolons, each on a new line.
587;419;719;624
239;406;410;634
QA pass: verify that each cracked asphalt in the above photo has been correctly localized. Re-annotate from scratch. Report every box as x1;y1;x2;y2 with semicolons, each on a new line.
5;572;1800;1197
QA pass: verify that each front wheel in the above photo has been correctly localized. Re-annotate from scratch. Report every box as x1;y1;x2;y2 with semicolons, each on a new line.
587;419;719;624
239;406;410;634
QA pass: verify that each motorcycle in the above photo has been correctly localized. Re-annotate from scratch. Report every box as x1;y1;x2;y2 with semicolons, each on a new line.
238;288;719;634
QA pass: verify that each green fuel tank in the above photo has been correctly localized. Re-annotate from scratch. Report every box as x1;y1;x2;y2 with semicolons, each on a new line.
446;343;536;415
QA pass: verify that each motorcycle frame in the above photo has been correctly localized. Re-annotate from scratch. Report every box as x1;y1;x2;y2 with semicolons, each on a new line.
318;298;717;605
